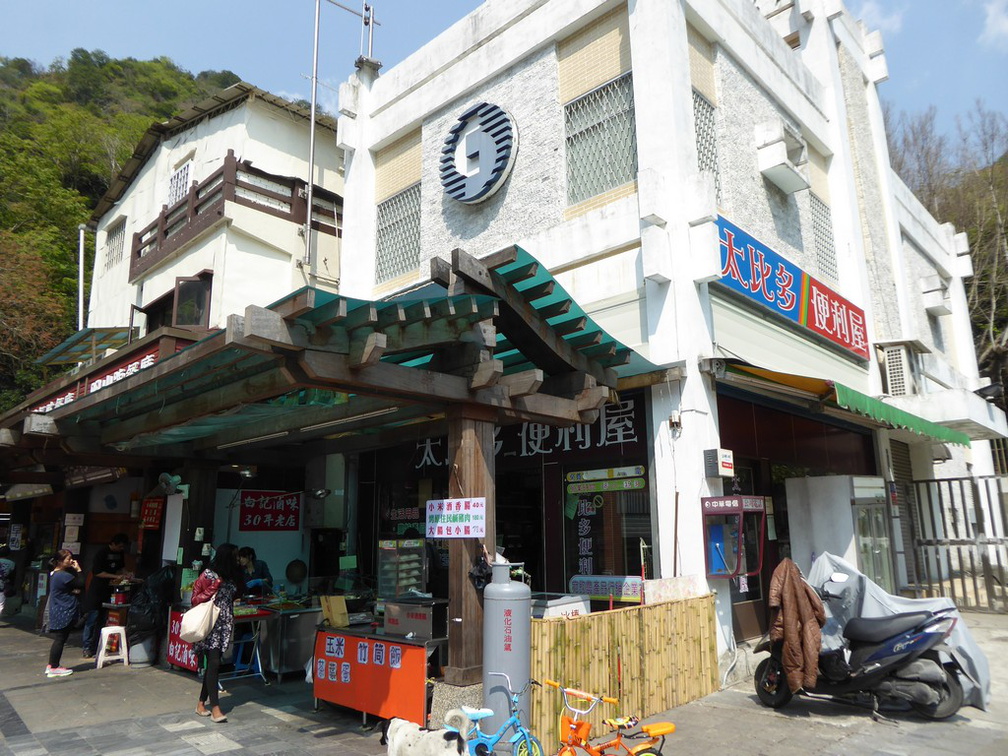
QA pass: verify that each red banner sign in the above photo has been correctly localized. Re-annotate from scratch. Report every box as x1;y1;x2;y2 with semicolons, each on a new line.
139;497;164;530
32;346;161;414
239;490;302;532
166;610;199;672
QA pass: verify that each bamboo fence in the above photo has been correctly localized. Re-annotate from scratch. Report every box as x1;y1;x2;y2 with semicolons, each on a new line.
528;594;718;745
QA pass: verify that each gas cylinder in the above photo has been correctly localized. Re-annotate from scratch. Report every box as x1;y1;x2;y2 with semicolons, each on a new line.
482;561;531;734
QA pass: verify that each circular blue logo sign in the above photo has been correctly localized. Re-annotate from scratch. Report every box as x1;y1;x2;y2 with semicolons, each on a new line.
440;102;517;204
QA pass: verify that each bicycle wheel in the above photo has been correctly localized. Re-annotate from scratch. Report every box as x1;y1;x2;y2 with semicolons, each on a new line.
513;735;545;756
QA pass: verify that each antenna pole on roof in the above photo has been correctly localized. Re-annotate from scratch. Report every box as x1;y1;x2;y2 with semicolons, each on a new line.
303;0;322;268
363;2;374;58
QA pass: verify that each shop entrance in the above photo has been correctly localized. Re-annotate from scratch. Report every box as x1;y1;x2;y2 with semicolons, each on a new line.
495;468;544;591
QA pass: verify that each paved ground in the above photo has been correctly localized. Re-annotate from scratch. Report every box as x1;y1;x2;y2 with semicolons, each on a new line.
1;610;1005;755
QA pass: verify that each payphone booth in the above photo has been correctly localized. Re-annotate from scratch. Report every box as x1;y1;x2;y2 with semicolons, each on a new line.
702;495;768;639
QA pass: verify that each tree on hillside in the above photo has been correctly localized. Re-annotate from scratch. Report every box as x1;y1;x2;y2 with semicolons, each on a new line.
0;52;241;413
886;101;1008;406
0;232;68;409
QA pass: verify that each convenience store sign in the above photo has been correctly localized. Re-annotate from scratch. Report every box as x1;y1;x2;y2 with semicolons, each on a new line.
426;497;486;538
716;216;870;360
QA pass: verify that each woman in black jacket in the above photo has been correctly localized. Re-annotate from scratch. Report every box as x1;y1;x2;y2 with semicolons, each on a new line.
46;549;84;678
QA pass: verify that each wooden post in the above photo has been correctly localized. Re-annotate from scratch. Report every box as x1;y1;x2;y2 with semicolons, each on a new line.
443;404;497;686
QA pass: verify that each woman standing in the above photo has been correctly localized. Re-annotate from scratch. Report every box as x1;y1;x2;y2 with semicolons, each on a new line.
46;549;84;678
191;543;245;723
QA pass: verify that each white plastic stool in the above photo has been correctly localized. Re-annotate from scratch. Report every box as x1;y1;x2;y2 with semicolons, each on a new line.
96;626;129;669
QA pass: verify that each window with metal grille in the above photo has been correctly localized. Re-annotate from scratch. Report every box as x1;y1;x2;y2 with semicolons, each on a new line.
375;183;421;283
692;89;721;203
565;73;638;206
104;219;126;271
993;438;1008;476
811;193;837;281
167;161;191;207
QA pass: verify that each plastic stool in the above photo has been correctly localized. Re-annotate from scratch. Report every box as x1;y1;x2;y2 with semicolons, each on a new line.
96;626;129;669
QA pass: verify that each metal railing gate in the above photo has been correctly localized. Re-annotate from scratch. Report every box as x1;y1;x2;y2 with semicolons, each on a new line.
912;476;1008;612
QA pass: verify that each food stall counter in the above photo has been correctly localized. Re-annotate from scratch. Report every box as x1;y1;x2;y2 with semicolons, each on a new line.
166;603;274;683
313;624;447;725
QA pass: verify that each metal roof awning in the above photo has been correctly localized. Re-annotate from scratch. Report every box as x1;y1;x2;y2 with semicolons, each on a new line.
728;365;971;447
37;327;139;366
832;382;971;447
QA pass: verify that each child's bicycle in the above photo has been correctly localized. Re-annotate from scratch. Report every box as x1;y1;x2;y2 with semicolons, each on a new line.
460;672;545;756
543;679;675;756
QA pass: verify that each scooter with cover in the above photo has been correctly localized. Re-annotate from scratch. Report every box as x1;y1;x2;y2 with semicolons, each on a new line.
754;569;968;720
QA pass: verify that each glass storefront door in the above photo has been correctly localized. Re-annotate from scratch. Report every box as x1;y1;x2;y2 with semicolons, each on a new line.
853;501;895;593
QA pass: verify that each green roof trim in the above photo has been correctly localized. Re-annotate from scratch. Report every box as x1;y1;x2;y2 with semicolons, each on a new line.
833;382;971;447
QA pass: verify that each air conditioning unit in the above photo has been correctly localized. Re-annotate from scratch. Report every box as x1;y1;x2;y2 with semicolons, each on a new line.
755;119;809;194
883;345;915;396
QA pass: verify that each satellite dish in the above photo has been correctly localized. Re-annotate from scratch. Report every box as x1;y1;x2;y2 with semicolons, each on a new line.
158;472;183;494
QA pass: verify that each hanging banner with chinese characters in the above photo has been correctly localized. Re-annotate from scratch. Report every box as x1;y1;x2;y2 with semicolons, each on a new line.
239;490;302;532
31;345;161;414
425;498;486;538
716;216;870;360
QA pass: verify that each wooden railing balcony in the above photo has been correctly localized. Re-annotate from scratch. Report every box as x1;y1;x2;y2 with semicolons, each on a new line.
129;149;341;282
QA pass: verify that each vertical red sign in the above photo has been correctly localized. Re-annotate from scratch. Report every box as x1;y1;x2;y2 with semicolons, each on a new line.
139;497;164;530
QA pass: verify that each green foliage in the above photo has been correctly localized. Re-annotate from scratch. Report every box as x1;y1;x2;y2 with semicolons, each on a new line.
0;51;240;413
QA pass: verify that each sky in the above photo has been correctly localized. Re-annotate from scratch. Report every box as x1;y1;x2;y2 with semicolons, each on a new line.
0;0;1005;138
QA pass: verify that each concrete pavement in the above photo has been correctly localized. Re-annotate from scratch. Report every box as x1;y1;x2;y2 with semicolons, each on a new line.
1;610;1005;755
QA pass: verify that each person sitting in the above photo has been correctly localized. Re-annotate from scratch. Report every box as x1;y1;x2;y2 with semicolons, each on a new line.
81;533;132;658
237;547;272;594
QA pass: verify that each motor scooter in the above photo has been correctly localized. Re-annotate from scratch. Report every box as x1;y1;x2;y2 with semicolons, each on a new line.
753;572;966;720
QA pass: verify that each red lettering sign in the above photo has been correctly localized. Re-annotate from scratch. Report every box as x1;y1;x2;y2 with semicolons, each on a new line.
239;490;302;532
139;497;164;530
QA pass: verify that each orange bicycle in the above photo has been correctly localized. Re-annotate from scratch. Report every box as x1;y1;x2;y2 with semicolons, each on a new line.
543;680;675;756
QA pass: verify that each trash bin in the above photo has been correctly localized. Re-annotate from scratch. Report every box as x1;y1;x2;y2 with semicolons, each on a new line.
129;635;156;666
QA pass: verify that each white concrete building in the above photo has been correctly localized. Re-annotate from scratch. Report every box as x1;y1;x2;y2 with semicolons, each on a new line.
88;83;342;335
333;0;1006;651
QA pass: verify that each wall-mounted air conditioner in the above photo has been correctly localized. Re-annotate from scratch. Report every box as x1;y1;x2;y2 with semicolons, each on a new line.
883;344;915;396
920;275;952;316
755;119;809;194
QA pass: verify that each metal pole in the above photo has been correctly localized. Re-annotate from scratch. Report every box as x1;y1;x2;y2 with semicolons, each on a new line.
304;0;322;267
78;224;86;330
365;2;374;58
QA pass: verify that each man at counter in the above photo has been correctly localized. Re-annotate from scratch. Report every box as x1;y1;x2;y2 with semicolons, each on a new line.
238;547;273;594
81;533;132;659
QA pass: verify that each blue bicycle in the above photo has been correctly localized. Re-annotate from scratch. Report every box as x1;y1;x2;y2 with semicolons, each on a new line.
461;672;544;756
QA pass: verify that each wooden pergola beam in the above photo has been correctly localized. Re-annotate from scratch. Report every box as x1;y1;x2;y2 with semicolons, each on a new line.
451;247;617;388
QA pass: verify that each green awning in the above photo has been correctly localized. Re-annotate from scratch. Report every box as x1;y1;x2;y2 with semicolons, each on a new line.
834;382;971;447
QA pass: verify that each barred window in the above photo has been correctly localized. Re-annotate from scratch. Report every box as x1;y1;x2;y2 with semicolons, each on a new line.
810;193;837;282
168;161;191;207
693;89;721;203
565;73;638;206
104;219;126;271
993;438;1008;476
375;183;421;283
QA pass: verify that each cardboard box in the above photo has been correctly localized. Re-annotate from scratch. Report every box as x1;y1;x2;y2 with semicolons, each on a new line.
321;595;349;628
